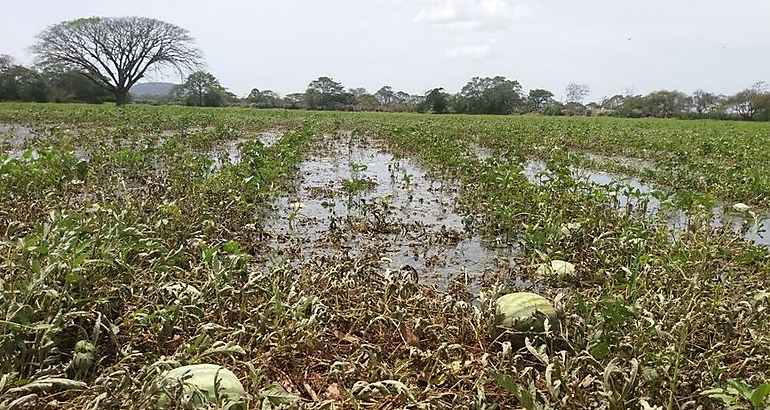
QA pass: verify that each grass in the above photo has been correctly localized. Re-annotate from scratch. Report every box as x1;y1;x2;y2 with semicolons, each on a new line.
0;103;768;409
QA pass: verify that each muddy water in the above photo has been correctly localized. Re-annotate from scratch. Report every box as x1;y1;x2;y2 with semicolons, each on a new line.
1;124;282;166
1;124;39;159
583;152;657;171
0;124;36;146
207;131;281;167
265;134;520;291
523;159;770;247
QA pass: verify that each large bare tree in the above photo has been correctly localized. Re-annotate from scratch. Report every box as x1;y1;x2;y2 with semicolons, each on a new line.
565;82;590;104
32;17;201;105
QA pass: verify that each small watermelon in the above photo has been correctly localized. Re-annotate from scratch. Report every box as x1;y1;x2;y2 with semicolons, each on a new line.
71;340;96;377
732;203;751;212
158;364;246;409
494;292;557;334
74;340;95;354
536;260;575;279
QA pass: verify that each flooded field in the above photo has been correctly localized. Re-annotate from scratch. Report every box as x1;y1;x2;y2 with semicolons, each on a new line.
582;151;657;171
265;134;519;291
1;105;768;409
0;123;37;145
207;130;281;167
522;158;770;247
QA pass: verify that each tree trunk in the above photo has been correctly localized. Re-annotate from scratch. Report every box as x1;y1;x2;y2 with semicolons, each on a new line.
115;88;129;106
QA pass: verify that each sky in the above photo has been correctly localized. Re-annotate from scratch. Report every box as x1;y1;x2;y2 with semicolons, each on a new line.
1;0;769;101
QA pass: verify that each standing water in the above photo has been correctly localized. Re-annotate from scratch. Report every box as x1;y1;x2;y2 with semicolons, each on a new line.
264;134;521;290
522;158;769;247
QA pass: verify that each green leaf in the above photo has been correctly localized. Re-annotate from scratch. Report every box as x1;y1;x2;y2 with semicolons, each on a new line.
260;383;299;406
223;240;242;255
31;260;41;274
701;389;737;405
65;273;85;284
750;383;770;409
590;342;610;360
728;379;754;400
351;380;415;401
491;372;534;410
197;341;246;359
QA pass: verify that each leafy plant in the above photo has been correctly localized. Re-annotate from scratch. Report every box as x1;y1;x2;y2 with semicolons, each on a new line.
702;380;770;409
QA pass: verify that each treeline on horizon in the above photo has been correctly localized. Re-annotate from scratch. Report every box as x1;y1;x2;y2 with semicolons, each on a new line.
2;54;770;121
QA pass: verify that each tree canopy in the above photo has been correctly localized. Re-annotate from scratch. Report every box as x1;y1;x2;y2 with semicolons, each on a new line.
424;88;449;114
527;89;556;113
726;85;770;120
174;71;228;107
453;76;523;115
304;77;352;110
565;82;590;104
0;55;48;102
32;16;201;105
246;88;281;108
8;36;770;121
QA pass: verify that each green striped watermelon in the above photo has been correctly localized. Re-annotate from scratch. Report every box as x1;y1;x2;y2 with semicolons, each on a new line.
494;292;557;334
158;364;246;409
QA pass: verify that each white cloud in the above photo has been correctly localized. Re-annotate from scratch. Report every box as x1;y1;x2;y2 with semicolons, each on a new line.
415;0;532;31
446;43;493;59
416;0;529;58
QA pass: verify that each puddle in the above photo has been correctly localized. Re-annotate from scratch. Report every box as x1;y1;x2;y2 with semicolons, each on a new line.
4;150;41;161
1;124;38;159
2;147;91;162
472;145;494;161
2;127;282;169
523;159;769;247
257;131;281;147
207;131;282;167
583;152;657;171
208;139;246;167
0;124;37;146
265;134;522;291
1;124;108;161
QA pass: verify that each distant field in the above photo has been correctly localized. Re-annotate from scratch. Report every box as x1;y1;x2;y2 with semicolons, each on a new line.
1;103;768;409
2;103;769;203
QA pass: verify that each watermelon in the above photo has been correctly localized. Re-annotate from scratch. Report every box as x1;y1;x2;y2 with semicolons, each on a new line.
158;364;246;409
560;222;582;237
732;203;751;212
72;340;96;375
536;260;575;279
494;292;557;334
74;340;95;353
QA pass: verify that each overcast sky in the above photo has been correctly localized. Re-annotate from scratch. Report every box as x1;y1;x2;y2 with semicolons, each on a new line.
1;0;769;100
